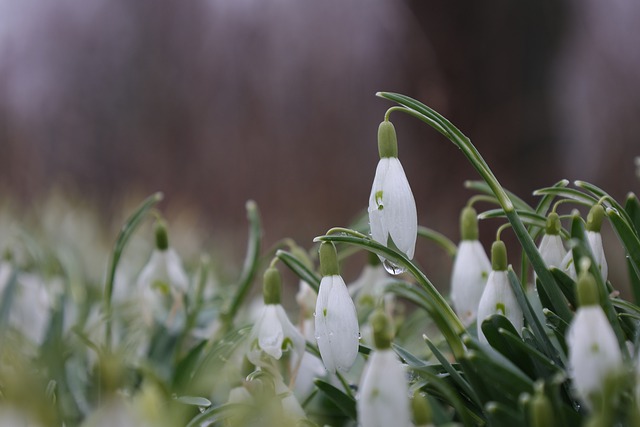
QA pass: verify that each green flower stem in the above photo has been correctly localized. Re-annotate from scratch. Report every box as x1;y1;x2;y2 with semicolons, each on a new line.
314;231;465;358
104;192;163;351
377;92;574;322
417;225;457;258
224;200;262;327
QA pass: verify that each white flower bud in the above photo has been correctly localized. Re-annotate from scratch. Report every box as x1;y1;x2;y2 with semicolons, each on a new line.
357;349;411;427
450;240;491;327
476;270;523;343
368;157;417;263
248;304;305;368
567;305;622;409
315;274;359;373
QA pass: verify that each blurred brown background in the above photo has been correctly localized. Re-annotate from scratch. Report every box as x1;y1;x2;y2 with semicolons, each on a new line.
1;0;639;284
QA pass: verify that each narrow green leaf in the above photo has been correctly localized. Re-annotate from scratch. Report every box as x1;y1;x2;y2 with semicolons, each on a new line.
532;187;596;207
625;193;640;234
422;338;482;408
226;200;262;323
549;268;577;309
0;266;18;334
276;249;321;292
498;329;562;376
185;403;245;427
417;226;457;258
464;180;533;212
104;192;163;349
575;180;635;226
486;401;525;426
314;379;357;420
506;269;563;367
477;209;550;231
413;375;481;427
481;315;535;378
175;396;212;407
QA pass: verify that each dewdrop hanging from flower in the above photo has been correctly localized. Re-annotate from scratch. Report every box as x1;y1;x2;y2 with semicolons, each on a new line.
368;120;417;275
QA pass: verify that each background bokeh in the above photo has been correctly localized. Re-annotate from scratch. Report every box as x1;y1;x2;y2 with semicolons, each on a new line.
1;0;639;285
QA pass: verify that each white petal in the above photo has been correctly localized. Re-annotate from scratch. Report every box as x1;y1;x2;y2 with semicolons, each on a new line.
450;240;491;326
568;306;622;408
315;275;359;373
538;234;567;271
164;248;189;292
476;270;523;343
587;231;608;282
274;305;306;364
382;158;417;260
256;305;285;359
368;158;391;247
357;350;411;427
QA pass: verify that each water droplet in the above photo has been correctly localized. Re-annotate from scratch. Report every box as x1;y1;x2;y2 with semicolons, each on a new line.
382;259;406;275
198;407;206;413
357;332;362;340
313;311;317;317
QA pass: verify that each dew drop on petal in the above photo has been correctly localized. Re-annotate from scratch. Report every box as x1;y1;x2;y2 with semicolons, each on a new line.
382;259;406;275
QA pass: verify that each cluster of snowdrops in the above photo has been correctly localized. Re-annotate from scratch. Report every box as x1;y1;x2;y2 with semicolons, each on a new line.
2;93;640;426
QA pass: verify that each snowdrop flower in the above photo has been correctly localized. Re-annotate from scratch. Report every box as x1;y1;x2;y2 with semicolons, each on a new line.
562;205;608;282
476;241;523;343
136;221;189;326
567;264;622;410
248;268;305;368
368;120;417;272
536;212;567;277
357;311;411;427
450;207;491;327
315;242;359;373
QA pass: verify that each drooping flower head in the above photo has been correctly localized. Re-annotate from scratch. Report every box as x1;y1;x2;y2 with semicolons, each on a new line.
536;212;567;275
248;267;305;368
357;311;411;427
476;240;523;343
450;206;491;327
561;204;608;282
567;261;622;410
136;221;189;326
314;242;359;373
368;120;417;273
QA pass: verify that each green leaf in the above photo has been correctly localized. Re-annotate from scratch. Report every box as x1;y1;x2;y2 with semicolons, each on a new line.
481;315;535;379
607;206;640;303
104;192;163;349
532;187;597;207
550;268;577;309
314;379;357;421
462;348;534;405
506;269;564;368
417;226;457;258
464;180;533;212
422;338;482;408
485;401;525;426
276;249;321;292
225;200;262;324
185;403;245;427
0;266;18;335
174;395;212;407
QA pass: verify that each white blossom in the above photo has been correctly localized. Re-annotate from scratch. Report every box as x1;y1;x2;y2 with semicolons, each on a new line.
136;248;189;326
368;157;417;261
476;270;523;342
561;231;608;282
450;240;491;327
567;305;622;409
357;349;411;427
315;274;359;373
247;304;305;368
